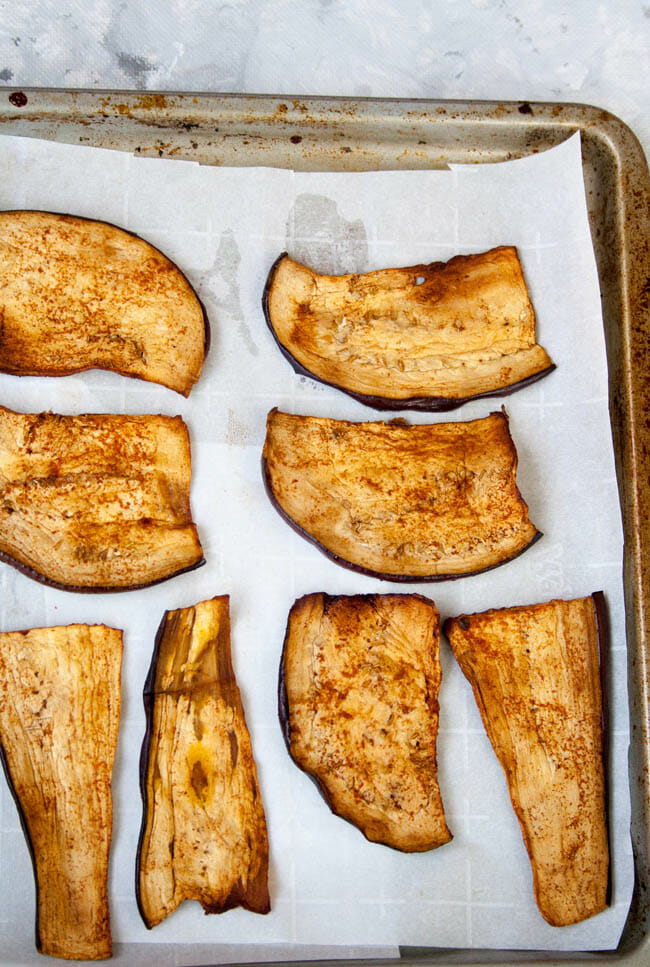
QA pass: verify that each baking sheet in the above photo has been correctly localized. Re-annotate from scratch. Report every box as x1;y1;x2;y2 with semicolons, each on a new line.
0;131;633;957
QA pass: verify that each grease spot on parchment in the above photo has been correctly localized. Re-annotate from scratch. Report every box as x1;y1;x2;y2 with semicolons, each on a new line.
286;194;368;275
0;69;13;81
116;51;155;84
225;408;252;446
200;229;258;356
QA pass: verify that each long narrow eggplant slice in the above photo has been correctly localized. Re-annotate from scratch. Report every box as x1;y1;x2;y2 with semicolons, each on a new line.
0;624;122;960
0;404;204;591
262;408;540;581
280;593;452;851
262;248;554;410
137;595;270;928
0;211;208;396
444;594;609;927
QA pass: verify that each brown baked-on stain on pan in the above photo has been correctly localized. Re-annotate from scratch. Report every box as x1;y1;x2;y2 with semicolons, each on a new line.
136;596;270;928
0;624;122;960
262;247;554;410
444;593;610;927
279;592;452;851
0;404;204;592
262;408;540;581
0;210;209;396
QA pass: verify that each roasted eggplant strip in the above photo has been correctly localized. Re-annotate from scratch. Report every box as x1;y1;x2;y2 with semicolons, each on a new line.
137;596;270;928
0;624;122;960
262;408;540;580
444;594;609;927
0;404;204;591
280;593;452;851
263;248;554;410
0;210;208;396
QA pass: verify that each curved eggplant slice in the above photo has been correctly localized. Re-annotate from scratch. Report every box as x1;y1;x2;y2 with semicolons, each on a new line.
262;248;554;410
0;404;204;591
137;596;270;929
0;624;122;960
280;592;452;852
444;593;609;927
262;408;540;581
0;210;208;396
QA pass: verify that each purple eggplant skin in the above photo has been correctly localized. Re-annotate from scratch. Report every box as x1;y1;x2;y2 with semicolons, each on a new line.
591;590;612;906
1;209;211;382
261;453;542;583
261;252;556;412
0;551;206;595
135;609;168;929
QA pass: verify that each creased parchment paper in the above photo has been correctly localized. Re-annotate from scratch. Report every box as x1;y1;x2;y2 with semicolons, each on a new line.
0;132;632;961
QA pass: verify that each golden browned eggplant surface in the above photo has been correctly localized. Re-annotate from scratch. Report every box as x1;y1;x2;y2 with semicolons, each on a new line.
0;211;208;396
137;596;270;928
263;408;539;580
445;594;608;927
0;404;204;590
0;624;122;960
263;248;554;408
280;593;452;851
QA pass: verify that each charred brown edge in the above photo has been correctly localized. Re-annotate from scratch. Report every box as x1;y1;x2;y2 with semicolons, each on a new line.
278;591;445;852
262;252;556;412
136;605;270;927
261;414;543;583
0;209;211;394
0;548;206;594
592;589;612;908
442;591;612;914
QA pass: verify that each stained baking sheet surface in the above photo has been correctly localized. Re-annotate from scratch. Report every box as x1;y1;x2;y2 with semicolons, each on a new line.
0;130;632;959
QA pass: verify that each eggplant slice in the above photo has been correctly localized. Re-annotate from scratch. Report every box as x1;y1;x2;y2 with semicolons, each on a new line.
263;248;554;410
0;624;122;960
0;404;204;591
280;593;452;851
262;408;540;581
444;593;609;927
137;595;270;928
0;211;208;396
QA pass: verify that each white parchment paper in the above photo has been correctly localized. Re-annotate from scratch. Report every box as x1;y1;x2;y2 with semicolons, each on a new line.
0;132;633;960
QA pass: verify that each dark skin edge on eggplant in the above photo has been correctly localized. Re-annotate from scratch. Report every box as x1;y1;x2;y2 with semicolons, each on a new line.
262;252;556;412
261;454;542;582
592;590;613;906
0;551;206;595
135;607;170;928
441;589;611;907
1;209;211;384
277;591;445;851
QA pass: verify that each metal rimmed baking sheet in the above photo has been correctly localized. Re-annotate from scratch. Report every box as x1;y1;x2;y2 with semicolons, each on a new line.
0;90;647;966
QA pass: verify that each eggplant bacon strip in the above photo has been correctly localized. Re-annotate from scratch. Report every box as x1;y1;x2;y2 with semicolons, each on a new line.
0;624;122;960
444;594;609;926
280;593;452;851
263;247;554;410
0;210;208;396
137;596;270;929
262;408;539;581
0;404;204;591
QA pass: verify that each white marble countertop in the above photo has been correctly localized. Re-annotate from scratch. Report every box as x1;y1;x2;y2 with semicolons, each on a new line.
1;0;648;160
